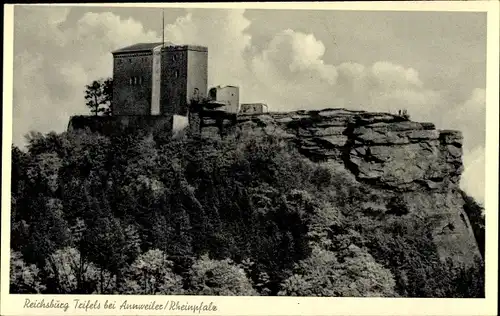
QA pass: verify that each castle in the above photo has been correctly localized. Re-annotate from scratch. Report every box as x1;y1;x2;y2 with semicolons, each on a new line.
111;41;269;117
67;41;268;135
66;42;481;267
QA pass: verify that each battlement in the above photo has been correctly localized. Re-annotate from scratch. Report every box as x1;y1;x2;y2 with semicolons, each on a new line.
162;45;208;52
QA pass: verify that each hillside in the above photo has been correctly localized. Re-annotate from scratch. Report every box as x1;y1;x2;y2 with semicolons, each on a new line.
10;110;484;297
195;108;483;264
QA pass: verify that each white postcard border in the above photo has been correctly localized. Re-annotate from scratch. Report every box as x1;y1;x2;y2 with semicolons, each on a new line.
2;2;499;316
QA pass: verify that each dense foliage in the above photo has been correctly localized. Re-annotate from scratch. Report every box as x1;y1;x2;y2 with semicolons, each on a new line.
10;127;484;297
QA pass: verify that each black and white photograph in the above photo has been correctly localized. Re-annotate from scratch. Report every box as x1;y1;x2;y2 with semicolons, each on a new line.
2;2;498;314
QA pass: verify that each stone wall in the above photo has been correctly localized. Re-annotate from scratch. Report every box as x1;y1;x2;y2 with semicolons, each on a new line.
161;46;208;116
112;45;208;117
186;48;208;112
112;52;154;115
68;115;173;139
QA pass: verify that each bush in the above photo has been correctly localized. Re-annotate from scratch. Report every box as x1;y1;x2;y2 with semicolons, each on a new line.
188;255;257;296
43;247;112;294
278;246;396;297
120;249;183;295
10;251;46;294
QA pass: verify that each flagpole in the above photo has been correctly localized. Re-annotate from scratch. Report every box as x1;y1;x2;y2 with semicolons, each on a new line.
162;9;165;48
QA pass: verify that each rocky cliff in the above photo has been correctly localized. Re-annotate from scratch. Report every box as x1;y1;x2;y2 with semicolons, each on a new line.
194;108;481;265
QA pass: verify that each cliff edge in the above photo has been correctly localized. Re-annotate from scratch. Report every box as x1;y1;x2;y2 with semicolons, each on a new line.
194;108;481;266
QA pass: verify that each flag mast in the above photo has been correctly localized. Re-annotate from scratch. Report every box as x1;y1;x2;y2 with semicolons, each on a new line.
162;8;165;48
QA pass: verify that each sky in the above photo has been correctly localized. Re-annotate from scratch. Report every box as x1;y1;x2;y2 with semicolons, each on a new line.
11;5;487;203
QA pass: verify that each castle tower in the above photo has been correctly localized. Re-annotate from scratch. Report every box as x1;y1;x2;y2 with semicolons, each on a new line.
208;85;240;114
160;45;208;116
111;42;208;116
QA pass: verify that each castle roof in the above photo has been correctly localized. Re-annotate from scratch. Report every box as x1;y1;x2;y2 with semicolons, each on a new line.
112;42;174;54
211;85;239;89
112;42;208;55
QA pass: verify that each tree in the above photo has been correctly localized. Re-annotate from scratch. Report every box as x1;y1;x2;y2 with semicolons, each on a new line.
103;77;113;115
80;216;128;291
278;245;396;297
43;247;111;294
187;254;257;296
84;78;112;116
10;251;46;294
10;126;484;298
120;249;184;294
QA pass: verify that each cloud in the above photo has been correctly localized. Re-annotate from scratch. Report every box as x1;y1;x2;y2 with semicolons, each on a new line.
163;9;252;89
13;7;159;146
452;88;486;204
462;146;485;205
12;7;485;203
256;29;338;84
249;29;442;115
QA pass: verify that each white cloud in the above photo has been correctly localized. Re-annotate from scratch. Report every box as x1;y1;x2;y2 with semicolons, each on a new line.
163;9;252;89
249;29;442;114
453;88;486;204
462;146;485;205
371;62;423;89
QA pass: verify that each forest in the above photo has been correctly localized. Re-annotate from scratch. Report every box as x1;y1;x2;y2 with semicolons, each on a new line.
10;123;485;297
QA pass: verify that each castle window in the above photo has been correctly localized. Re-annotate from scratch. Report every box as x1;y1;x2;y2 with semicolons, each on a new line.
129;78;133;85
174;70;179;78
172;54;178;62
133;77;138;85
129;58;132;63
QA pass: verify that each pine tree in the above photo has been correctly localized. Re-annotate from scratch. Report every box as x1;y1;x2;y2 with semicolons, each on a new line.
84;78;112;116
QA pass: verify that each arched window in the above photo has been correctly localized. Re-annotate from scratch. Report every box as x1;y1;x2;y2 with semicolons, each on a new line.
129;78;133;85
133;77;137;85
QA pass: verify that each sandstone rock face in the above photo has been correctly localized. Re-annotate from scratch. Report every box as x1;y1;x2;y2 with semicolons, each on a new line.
402;190;482;266
348;123;463;191
196;108;480;266
199;108;464;192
